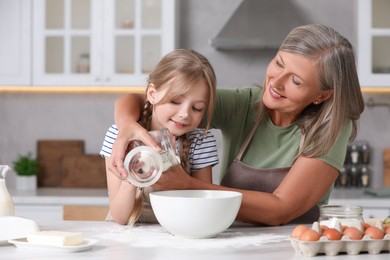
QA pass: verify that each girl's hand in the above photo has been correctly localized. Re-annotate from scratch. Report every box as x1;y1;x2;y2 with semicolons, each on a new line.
108;122;161;180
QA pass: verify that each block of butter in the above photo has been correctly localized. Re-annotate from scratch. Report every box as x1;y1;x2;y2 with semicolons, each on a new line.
27;231;84;246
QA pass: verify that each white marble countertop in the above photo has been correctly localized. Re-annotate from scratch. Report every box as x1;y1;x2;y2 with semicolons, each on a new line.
9;188;109;206
329;188;390;208
1;220;389;260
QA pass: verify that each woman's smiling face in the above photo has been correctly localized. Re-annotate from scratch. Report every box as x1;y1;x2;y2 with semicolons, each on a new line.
262;51;327;125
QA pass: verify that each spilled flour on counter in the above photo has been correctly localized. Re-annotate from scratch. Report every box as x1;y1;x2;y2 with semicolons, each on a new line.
92;223;289;249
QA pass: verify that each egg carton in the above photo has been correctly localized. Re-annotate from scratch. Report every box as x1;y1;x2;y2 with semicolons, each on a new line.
290;234;390;257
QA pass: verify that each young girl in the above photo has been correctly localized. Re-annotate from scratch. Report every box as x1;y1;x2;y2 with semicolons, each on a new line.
100;49;219;225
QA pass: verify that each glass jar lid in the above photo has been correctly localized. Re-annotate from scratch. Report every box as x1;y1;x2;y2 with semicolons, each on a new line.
320;205;363;218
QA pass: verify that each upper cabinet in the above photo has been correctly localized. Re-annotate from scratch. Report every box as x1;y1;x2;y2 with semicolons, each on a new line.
0;0;176;87
0;0;31;85
357;0;390;87
33;0;176;86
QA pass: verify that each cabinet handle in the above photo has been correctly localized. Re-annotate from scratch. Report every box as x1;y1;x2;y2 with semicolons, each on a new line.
105;77;111;82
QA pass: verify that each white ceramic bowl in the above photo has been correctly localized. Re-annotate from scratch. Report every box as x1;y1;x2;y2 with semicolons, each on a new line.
150;190;242;239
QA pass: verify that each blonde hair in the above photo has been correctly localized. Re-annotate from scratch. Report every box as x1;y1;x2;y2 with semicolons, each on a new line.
128;49;217;225
257;24;364;157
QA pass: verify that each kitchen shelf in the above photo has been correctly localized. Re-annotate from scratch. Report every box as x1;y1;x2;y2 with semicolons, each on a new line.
9;187;109;206
0;86;145;94
1;87;390;94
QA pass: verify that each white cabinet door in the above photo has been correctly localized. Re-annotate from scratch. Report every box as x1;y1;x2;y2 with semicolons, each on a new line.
357;0;390;87
0;0;31;85
33;0;176;86
33;0;99;85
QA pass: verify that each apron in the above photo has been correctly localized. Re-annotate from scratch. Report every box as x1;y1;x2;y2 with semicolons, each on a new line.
221;119;319;224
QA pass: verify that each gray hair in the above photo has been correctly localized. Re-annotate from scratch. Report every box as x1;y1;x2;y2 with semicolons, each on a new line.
261;24;364;157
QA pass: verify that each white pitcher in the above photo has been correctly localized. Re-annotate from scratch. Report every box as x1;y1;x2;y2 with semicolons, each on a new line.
0;165;15;217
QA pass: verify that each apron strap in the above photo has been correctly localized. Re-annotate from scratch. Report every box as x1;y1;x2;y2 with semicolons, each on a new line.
236;118;261;161
236;117;305;161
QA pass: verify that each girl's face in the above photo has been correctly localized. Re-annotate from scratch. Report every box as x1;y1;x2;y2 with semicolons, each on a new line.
147;80;209;137
263;51;332;126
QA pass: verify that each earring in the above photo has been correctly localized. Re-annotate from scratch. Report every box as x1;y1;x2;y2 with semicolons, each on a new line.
314;101;319;105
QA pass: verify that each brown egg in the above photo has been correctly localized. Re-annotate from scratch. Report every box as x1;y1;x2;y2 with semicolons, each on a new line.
320;225;329;232
322;228;342;240
365;226;384;239
343;227;363;240
362;222;371;231
299;229;321;241
291;224;309;238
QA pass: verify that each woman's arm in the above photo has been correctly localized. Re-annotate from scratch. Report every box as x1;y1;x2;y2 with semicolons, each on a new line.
153;157;338;225
192;167;213;183
108;93;160;179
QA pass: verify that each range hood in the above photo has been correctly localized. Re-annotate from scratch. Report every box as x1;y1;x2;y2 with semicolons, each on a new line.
210;0;310;50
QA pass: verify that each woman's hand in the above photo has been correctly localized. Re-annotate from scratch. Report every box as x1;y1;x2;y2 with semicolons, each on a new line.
107;122;161;180
152;165;193;191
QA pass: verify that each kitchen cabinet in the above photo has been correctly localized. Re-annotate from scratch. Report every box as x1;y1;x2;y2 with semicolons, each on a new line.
0;0;176;86
14;205;63;222
33;0;176;86
9;187;109;222
0;0;31;85
357;0;390;87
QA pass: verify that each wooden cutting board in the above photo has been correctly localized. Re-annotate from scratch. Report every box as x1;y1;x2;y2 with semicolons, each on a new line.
37;140;84;187
37;140;107;188
384;148;390;186
61;155;106;188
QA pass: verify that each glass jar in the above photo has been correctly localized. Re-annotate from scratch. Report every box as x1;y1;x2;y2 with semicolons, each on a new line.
124;128;180;187
77;53;90;73
319;205;364;231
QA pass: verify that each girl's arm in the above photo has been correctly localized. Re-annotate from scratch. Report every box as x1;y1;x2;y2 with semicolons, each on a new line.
108;93;160;179
105;158;137;225
153;156;338;226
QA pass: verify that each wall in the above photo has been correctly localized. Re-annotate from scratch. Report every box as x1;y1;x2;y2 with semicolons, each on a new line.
1;0;390;189
0;92;121;187
356;94;390;188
